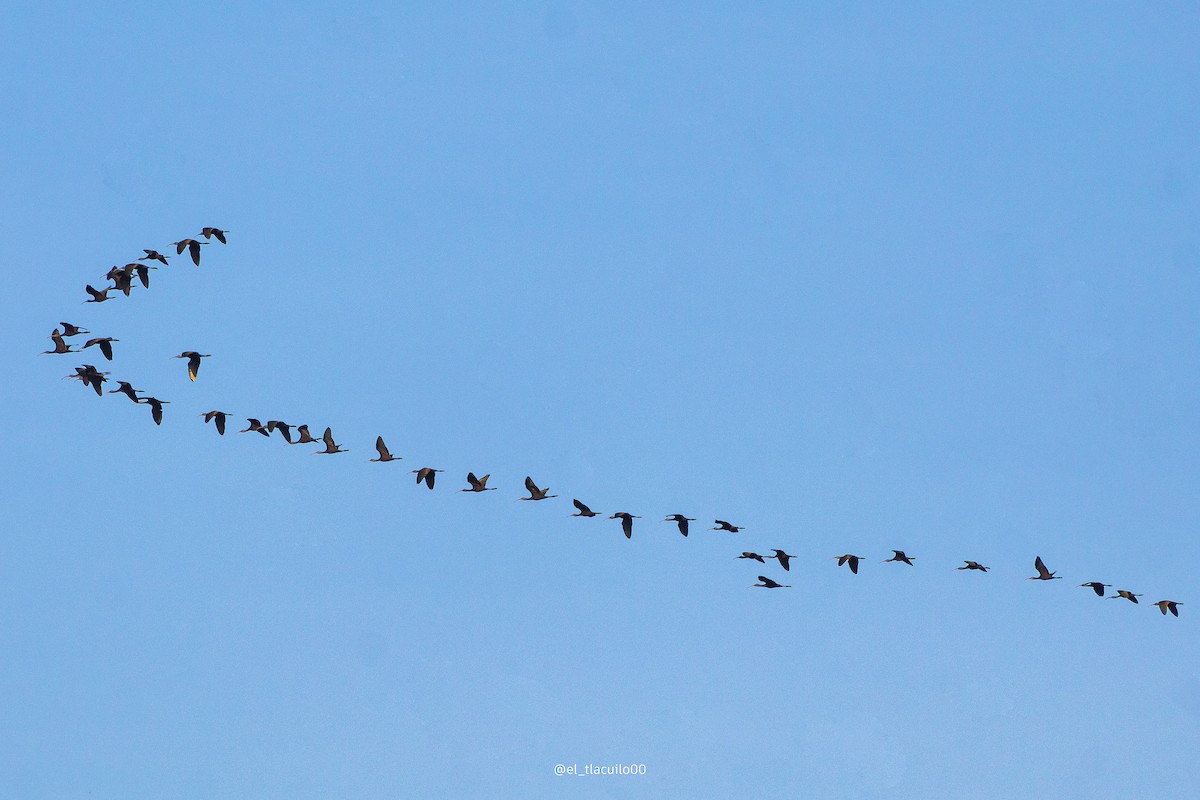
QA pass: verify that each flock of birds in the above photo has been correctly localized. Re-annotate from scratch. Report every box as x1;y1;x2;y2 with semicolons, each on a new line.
43;228;1184;619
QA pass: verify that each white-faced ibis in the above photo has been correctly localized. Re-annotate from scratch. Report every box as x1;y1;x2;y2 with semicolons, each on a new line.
200;227;228;243
290;424;320;444
139;396;169;425
140;249;169;265
521;476;557;501
107;265;134;296
108;381;142;403
315;427;347;454
240;418;271;437
462;472;495;492
201;410;229;435
172;238;206;266
884;550;915;566
712;520;743;532
369;436;400;462
67;364;109;395
835;554;862;574
413;467;443;489
738;552;766;563
1154;600;1182;617
1109;589;1142;604
82;337;119;361
58;322;89;337
1080;582;1110;597
1028;556;1062;581
753;575;792;589
42;330;76;355
957;561;989;572
265;420;294;443
768;549;795;571
85;284;115;303
664;514;695;537
571;499;600;517
174;351;211;381
609;512;639;539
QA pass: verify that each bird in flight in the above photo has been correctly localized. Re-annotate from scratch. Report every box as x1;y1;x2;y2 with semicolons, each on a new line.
521;476;557;501
42;330;76;355
201;410;230;435
884;550;915;566
1154;600;1182;617
240;418;271;437
67;364;109;396
462;472;495;492
834;554;862;574
664;514;695;537
570;499;600;517
314;427;347;454
266;420;295;443
140;249;169;265
85;284;116;303
174;351;211;381
369;436;400;462
712;520;743;532
609;512;639;539
768;549;795;571
413;467;443;489
200;227;228;244
138;396;169;425
1028;556;1062;581
738;552;766;563
1080;582;1110;597
1109;589;1142;604
753;575;791;589
82;337;119;361
290;425;320;445
957;561;989;572
171;238;206;266
58;322;89;337
108;381;142;403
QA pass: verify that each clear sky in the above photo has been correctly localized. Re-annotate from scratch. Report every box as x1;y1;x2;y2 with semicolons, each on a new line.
3;2;1199;797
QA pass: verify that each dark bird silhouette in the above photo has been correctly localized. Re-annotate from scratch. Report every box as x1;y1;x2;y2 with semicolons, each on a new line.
290;424;320;444
738;552;766;563
1109;589;1142;604
1154;600;1182;617
266;420;294;443
58;322;89;337
768;549;796;571
130;262;155;288
107;381;142;403
753;575;791;589
884;550;915;566
712;520;743;532
174;351;211;381
521;476;557;501
201;410;229;435
1080;582;1110;597
82;337;118;361
462;472;495;492
315;427;347;454
172;238;205;266
368;436;400;462
835;554;862;574
85;284;115;303
200;227;228;243
570;499;600;517
67;364;109;395
240;418;271;437
413;467;443;489
140;249;169;265
42;330;76;355
1028;556;1062;581
106;265;134;296
138;396;169;425
609;512;639;539
664;514;695;537
957;561;990;572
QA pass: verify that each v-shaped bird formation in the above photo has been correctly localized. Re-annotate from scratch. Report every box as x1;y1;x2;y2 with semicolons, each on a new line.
42;228;1185;620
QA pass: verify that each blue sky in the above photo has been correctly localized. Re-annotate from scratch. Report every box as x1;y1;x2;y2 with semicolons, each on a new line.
3;2;1199;797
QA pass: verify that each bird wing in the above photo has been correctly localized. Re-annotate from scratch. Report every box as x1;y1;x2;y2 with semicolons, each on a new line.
573;499;591;514
1034;556;1050;578
375;436;389;458
467;472;480;487
524;476;538;494
322;427;335;447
